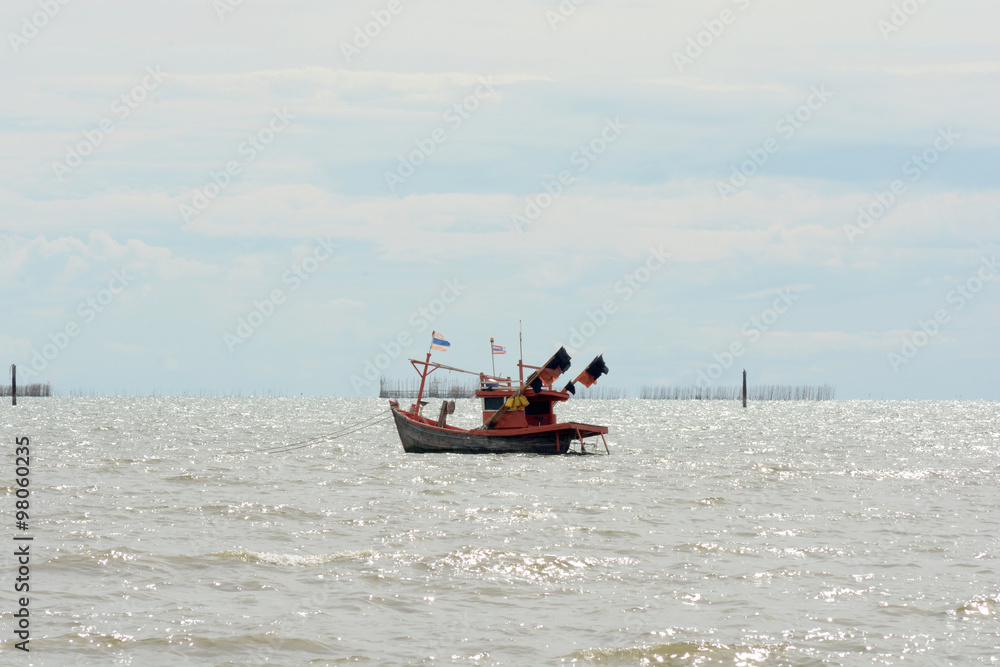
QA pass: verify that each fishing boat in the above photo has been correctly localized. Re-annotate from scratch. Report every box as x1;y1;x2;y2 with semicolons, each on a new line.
388;332;610;455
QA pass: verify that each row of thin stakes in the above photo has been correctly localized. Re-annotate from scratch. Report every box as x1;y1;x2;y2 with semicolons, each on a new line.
379;377;474;399
4;380;834;401
379;376;836;401
1;383;51;397
636;384;836;401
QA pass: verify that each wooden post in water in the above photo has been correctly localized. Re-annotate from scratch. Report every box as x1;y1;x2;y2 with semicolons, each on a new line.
741;369;747;408
10;364;15;406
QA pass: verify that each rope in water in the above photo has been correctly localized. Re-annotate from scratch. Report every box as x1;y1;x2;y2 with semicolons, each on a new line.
232;409;393;455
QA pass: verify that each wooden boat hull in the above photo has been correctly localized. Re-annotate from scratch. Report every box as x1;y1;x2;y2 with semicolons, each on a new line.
391;407;605;455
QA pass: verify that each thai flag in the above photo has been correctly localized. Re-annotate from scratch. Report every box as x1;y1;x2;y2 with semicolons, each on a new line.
431;331;450;351
492;344;506;355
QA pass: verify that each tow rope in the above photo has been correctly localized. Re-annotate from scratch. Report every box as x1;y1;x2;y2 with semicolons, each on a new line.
231;410;392;455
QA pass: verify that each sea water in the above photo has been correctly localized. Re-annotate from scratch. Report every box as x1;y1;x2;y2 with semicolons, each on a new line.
0;398;998;665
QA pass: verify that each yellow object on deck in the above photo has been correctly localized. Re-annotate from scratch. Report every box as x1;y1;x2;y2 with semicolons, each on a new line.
504;395;529;411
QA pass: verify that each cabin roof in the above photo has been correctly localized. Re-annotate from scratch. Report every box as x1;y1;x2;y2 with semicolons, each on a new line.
474;387;569;402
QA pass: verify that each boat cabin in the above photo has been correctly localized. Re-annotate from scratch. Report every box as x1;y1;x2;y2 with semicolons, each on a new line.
476;374;568;429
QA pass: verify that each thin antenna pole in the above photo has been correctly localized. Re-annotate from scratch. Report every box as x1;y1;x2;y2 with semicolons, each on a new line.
518;321;524;384
490;337;496;377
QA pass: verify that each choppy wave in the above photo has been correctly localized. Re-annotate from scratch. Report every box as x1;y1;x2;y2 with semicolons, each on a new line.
568;641;780;665
210;549;379;567
425;546;640;584
955;593;1000;617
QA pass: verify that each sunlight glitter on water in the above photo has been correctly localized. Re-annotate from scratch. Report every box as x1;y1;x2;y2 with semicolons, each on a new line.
1;397;998;665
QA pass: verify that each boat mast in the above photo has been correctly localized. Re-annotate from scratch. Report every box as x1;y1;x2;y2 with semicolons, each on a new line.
518;321;524;385
413;345;433;416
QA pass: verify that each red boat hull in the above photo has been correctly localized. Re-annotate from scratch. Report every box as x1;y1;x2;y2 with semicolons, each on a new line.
391;406;606;455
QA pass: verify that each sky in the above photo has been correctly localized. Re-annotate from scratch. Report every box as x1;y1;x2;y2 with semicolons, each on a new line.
1;0;997;399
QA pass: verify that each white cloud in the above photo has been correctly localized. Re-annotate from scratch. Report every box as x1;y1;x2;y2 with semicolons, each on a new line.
2;0;998;397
